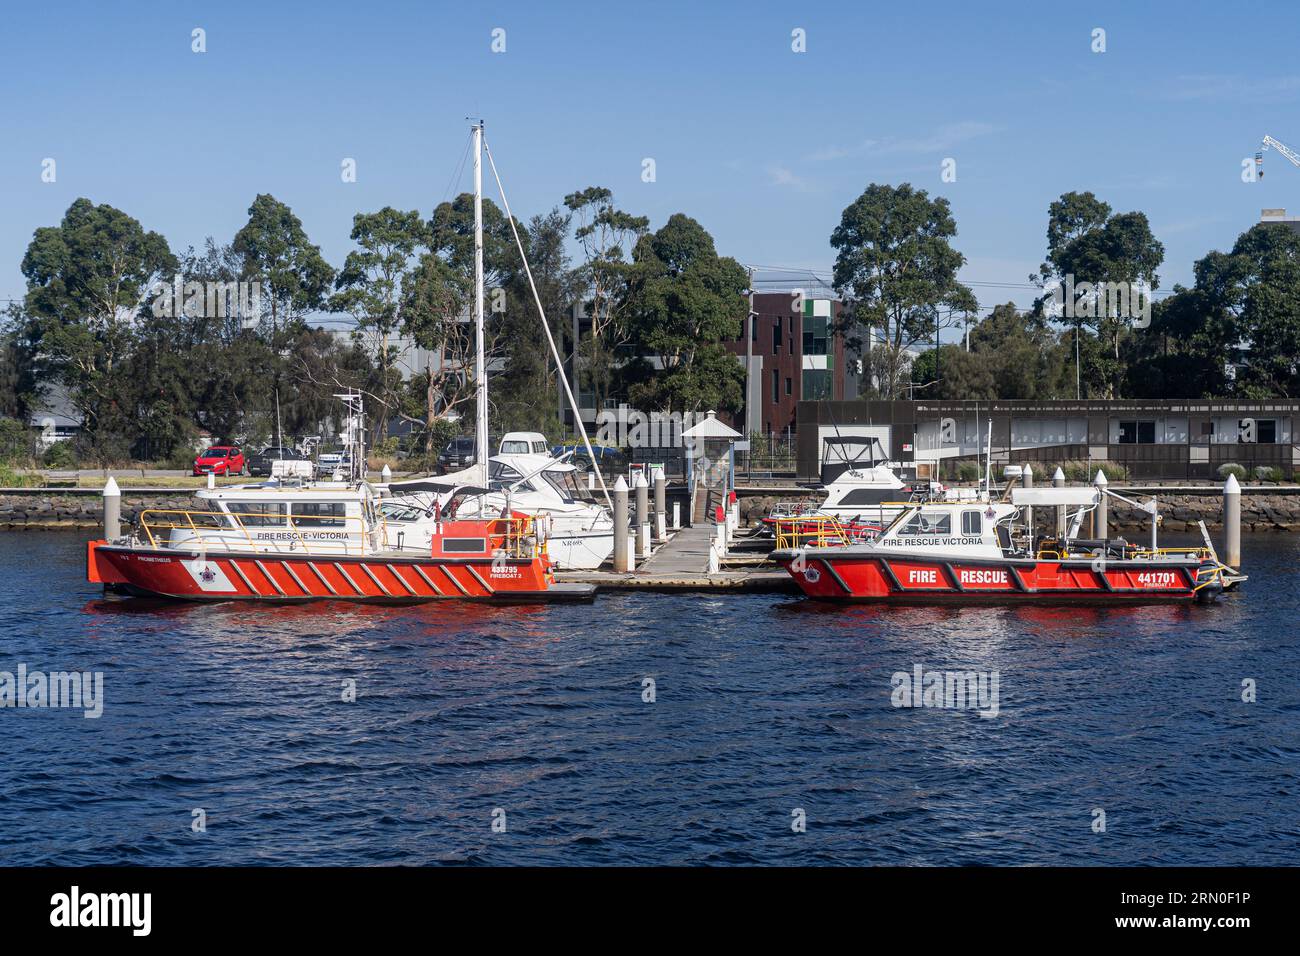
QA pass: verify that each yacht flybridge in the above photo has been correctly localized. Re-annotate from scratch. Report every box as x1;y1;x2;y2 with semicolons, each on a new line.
384;452;615;570
764;436;912;540
771;475;1241;605
86;121;605;603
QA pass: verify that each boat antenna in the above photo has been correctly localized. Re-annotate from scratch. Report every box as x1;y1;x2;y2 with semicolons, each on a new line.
482;135;614;512
471;120;489;475
982;415;993;498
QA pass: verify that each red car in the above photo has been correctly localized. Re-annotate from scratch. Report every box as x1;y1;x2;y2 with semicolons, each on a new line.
193;445;246;476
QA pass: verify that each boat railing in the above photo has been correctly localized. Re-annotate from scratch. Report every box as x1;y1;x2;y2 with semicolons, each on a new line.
137;508;384;556
495;514;543;558
773;514;876;550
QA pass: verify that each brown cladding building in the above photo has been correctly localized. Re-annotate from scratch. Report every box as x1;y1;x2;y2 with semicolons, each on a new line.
796;400;1300;481
723;293;855;440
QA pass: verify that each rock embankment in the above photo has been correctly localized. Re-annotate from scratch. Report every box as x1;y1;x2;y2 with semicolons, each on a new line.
0;494;194;530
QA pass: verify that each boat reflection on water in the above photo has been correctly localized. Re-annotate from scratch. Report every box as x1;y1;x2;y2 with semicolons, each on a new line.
81;593;553;645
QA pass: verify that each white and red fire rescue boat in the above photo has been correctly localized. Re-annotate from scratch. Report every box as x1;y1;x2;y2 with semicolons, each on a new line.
86;483;595;604
771;484;1239;605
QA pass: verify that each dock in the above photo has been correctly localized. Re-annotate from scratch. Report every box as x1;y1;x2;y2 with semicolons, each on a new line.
555;522;796;592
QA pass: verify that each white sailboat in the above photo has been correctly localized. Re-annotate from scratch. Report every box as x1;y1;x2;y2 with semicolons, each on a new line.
383;121;618;569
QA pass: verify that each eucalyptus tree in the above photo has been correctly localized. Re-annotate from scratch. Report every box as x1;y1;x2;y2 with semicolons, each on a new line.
563;186;648;413
830;184;976;399
19;198;176;440
330;207;426;440
232;194;335;336
623;213;748;413
1035;191;1164;398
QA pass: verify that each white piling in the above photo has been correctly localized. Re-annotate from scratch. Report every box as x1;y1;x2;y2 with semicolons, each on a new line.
672;500;681;530
653;467;667;542
714;503;727;560
1052;466;1066;538
381;463;391;483
634;471;650;558
1021;464;1034;542
613;476;630;573
1223;473;1241;569
102;476;121;541
1094;469;1109;539
207;472;215;490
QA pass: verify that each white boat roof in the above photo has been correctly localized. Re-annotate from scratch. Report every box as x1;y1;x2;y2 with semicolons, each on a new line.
1011;487;1100;506
492;452;576;474
195;481;374;502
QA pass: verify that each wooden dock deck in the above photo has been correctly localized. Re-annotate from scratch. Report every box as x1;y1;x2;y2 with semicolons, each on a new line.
554;523;796;592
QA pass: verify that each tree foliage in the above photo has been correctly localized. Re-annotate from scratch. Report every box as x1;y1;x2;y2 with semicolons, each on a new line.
831;184;976;399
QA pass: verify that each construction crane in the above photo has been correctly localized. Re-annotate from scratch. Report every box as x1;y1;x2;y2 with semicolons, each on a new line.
1256;135;1300;178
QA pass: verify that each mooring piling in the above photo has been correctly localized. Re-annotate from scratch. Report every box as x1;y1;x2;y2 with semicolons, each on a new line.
613;476;630;572
1052;466;1066;537
1021;464;1034;540
1094;468;1108;539
102;476;121;541
634;470;650;558
1223;473;1241;569
652;466;667;541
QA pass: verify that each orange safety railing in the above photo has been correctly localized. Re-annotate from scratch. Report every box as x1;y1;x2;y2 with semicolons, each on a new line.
137;509;384;556
773;514;875;550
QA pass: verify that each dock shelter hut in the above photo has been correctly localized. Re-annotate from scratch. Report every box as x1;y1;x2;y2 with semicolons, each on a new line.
683;410;742;520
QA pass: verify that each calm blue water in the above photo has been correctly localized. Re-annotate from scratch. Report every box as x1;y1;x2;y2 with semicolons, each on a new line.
0;531;1296;866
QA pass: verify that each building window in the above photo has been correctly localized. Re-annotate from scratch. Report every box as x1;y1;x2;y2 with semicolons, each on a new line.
773;317;781;353
801;369;831;401
785;377;792;396
1240;418;1278;443
802;316;829;356
1118;420;1155;444
772;370;779;403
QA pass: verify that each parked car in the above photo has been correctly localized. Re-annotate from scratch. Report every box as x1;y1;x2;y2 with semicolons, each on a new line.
247;446;308;477
315;450;353;478
436;436;476;474
193;445;245;476
551;443;629;475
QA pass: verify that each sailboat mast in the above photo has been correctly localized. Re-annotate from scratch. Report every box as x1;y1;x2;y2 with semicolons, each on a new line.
472;120;488;469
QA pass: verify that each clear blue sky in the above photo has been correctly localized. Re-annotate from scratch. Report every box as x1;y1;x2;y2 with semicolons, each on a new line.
3;0;1299;331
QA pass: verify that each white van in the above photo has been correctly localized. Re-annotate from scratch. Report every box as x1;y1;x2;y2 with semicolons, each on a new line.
498;432;551;456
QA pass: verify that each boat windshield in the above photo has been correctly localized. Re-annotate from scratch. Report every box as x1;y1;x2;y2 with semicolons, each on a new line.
541;469;581;502
877;505;917;537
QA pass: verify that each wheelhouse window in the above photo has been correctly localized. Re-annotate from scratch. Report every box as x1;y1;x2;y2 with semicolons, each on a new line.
226;502;287;527
897;511;951;536
961;510;982;535
293;502;347;527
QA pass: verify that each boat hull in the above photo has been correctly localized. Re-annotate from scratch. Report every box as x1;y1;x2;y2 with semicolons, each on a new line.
771;548;1219;604
87;541;596;604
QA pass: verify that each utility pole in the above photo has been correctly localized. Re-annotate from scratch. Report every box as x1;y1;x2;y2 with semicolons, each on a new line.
745;267;754;438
